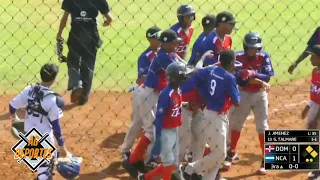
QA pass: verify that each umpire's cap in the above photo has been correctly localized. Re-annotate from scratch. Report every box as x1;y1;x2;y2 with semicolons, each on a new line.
146;26;162;39
159;29;182;43
219;50;236;67
306;45;320;56
202;14;216;27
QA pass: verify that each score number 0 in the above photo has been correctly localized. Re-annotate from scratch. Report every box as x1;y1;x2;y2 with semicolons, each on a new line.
289;164;299;169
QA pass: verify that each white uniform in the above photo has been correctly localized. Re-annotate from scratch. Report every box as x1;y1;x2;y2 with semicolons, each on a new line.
10;84;63;180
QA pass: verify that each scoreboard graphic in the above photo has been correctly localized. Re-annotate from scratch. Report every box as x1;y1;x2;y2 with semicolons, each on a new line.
264;130;320;170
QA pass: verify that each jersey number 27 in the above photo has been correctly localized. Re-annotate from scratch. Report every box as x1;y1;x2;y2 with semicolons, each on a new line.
210;79;217;96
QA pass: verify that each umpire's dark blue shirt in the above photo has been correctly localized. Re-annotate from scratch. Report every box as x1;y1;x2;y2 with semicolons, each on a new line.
62;0;110;31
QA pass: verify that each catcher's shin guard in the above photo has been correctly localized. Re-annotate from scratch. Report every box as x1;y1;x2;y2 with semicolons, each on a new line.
37;159;55;180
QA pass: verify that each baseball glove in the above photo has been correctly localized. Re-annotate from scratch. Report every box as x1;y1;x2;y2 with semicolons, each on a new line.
11;118;25;140
55;37;67;63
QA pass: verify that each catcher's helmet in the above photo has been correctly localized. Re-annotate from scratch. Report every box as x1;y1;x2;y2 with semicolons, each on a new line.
56;155;82;179
177;5;196;22
166;62;194;85
243;32;263;51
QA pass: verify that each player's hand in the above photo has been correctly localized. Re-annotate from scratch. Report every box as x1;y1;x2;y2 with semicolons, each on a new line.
58;146;68;158
201;50;214;60
301;105;310;119
103;19;112;27
288;64;297;75
261;82;270;92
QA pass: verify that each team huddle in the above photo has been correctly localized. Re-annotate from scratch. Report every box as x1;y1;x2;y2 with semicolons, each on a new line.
120;4;275;180
6;1;320;180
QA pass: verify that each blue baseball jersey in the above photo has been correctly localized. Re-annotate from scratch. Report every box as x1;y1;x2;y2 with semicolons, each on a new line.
183;66;240;112
307;26;320;48
136;47;156;85
153;84;182;138
188;32;207;66
143;49;179;91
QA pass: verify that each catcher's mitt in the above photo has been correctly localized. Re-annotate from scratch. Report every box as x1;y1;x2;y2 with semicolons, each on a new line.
11;118;25;140
55;37;67;63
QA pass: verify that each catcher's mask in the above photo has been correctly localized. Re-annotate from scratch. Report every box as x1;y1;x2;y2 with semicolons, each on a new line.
56;154;82;179
166;61;194;86
243;32;263;52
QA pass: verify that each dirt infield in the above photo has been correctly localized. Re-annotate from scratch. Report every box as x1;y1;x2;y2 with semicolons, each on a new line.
0;77;314;180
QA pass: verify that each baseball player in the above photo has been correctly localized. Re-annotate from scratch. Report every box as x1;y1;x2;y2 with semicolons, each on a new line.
288;26;320;74
56;0;113;105
120;26;162;160
170;4;195;60
224;32;274;175
9;63;68;180
300;45;320;179
197;11;236;66
188;14;216;66
137;62;193;180
123;29;183;177
180;50;240;180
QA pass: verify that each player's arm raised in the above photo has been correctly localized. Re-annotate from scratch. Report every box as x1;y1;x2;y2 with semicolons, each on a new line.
288;26;320;74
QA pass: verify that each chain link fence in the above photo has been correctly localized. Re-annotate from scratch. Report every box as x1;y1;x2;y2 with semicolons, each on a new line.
0;0;319;179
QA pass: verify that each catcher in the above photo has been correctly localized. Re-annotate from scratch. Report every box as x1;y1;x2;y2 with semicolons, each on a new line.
9;63;82;180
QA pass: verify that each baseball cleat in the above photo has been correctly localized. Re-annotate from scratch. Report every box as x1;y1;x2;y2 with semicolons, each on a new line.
70;87;83;103
258;157;267;175
133;160;148;173
121;152;130;161
122;158;139;178
179;164;190;180
179;164;202;180
137;173;146;180
146;160;159;170
222;150;239;170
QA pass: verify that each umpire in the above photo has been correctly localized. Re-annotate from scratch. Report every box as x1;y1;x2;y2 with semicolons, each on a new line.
56;0;113;105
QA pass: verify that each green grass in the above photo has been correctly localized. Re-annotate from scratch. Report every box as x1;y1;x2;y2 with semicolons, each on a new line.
0;0;319;94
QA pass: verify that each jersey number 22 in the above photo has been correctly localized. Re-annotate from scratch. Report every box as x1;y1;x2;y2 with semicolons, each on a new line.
210;79;217;95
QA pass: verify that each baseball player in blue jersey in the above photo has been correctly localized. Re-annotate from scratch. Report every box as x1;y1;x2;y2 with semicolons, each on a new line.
137;62;193;180
121;26;161;162
180;50;240;180
9;63;69;180
225;32;274;175
123;29;184;178
188;14;216;66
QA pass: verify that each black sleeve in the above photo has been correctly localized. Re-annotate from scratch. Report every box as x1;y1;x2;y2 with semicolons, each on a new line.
307;27;320;47
98;0;110;14
62;0;72;12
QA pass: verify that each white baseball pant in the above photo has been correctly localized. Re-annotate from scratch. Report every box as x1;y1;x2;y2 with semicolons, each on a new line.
185;109;228;180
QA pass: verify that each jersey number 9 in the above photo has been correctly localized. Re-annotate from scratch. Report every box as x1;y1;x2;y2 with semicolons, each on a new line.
210;79;217;96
